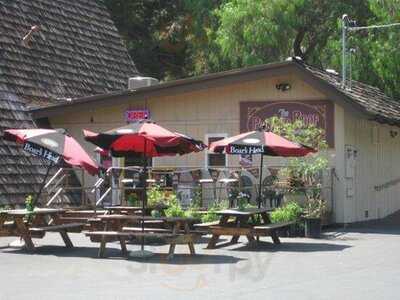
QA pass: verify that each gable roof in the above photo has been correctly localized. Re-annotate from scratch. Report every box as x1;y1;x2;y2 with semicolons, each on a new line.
0;0;139;106
0;0;138;205
31;59;400;126
301;63;400;125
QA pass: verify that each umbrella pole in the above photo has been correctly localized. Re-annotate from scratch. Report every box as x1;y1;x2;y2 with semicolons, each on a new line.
130;138;153;258
33;161;53;207
141;151;147;253
258;154;264;208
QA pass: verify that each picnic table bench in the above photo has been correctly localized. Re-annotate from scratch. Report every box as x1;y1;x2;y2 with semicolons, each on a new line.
206;208;294;249
87;215;201;259
104;206;142;215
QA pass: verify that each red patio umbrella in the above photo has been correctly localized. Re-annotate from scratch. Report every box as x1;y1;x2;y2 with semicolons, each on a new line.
83;119;205;257
4;128;99;205
209;129;316;207
84;121;205;157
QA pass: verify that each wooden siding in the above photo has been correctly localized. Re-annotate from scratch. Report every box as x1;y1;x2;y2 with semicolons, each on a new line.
344;111;400;223
49;74;347;221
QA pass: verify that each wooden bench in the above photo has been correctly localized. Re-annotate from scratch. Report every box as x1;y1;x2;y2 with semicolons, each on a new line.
122;226;172;233
29;223;85;248
0;220;17;236
253;221;295;244
86;231;178;258
29;223;84;233
86;230;201;259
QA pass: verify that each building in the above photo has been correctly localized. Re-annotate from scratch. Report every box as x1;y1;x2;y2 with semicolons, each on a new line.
0;0;138;204
32;59;400;224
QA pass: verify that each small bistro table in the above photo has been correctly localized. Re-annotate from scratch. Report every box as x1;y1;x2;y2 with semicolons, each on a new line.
0;208;84;251
206;208;272;249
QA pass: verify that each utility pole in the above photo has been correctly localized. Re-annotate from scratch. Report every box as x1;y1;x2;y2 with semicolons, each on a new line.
341;14;400;88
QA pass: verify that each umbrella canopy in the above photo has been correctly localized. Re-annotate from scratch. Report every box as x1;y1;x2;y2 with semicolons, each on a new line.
209;129;316;208
83;119;205;257
4;128;99;175
209;130;315;157
83;120;206;157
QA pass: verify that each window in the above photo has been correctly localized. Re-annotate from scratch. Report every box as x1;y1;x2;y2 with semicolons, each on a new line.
206;134;227;167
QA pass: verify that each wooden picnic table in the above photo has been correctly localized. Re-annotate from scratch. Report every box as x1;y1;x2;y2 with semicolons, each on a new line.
103;206;142;215
206;208;274;249
89;214;199;258
0;208;84;251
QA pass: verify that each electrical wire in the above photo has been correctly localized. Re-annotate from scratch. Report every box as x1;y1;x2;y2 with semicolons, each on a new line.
348;22;400;31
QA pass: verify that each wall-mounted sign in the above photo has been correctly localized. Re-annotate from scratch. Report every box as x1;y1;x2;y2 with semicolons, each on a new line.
240;100;334;147
125;109;150;122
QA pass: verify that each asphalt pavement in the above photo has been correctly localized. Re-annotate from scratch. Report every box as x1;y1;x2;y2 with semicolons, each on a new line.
1;226;400;300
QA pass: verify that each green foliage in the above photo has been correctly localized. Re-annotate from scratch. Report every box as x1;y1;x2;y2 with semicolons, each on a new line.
25;195;34;212
201;207;219;223
146;185;166;207
266;117;329;215
127;193;139;206
200;200;228;223
236;192;251;211
105;0;400;100
270;201;303;223
266;116;328;186
304;197;327;218
164;202;186;218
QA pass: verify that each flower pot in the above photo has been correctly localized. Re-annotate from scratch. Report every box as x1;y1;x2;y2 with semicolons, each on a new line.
304;217;321;238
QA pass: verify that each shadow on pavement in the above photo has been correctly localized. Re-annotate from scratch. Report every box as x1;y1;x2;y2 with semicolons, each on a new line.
230;240;351;253
2;245;125;259
2;245;244;265
129;253;244;265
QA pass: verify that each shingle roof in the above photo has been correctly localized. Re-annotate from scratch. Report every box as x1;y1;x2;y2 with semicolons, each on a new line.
302;63;400;125
0;0;138;106
0;0;138;205
0;91;49;204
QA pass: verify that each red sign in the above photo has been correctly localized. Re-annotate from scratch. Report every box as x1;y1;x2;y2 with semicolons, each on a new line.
240;100;334;147
125;110;150;122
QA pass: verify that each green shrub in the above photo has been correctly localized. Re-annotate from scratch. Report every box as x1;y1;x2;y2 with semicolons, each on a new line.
270;201;303;223
164;194;185;218
200;201;228;223
201;209;219;223
147;185;165;207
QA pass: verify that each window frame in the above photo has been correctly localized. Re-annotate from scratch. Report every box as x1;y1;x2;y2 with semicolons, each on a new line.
205;133;228;168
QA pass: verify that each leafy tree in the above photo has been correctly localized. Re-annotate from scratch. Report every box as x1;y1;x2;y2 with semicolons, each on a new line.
212;0;372;69
104;0;400;99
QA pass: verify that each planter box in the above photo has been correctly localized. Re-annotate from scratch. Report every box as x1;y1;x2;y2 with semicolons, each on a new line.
304;217;321;238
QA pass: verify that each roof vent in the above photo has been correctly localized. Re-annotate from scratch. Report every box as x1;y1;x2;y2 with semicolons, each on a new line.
128;76;159;90
326;69;339;76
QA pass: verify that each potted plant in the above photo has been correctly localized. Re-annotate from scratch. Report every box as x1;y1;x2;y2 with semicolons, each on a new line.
236;191;251;211
303;195;327;238
266;116;330;237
